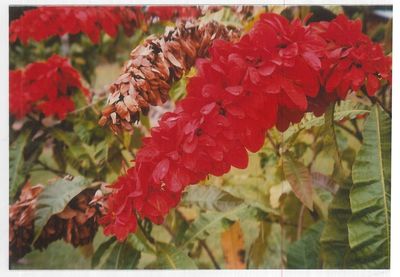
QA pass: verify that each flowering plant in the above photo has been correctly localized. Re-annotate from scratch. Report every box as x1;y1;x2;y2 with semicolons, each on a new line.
9;5;392;270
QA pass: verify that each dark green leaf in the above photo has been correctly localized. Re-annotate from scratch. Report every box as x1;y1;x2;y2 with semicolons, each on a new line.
287;221;324;269
320;182;352;268
92;237;116;268
9;129;30;200
104;241;141;269
346;105;391;268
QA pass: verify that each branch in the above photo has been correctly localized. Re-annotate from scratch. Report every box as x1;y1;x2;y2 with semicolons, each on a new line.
163;218;221;269
361;87;392;118
334;121;363;142
36;160;65;176
136;214;155;244
296;204;306;240
199;239;221;269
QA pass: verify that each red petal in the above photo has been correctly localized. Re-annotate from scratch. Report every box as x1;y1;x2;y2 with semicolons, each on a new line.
226;86;244;96
182;135;198;154
258;63;276;76
302;52;321;71
226;145;248;169
152;159;170;183
279;42;298;59
366;74;380;96
326;69;344;93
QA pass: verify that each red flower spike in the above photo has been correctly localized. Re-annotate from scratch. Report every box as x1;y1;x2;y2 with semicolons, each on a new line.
10;7;145;44
9;55;87;119
99;13;391;241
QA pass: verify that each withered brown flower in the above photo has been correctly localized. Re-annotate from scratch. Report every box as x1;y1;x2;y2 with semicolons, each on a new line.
99;19;240;133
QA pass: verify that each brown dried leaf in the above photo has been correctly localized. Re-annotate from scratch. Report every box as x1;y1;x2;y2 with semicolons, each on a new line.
221;221;246;269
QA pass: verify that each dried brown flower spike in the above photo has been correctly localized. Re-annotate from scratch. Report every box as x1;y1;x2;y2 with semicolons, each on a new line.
9;182;106;262
99;19;240;133
9;183;43;262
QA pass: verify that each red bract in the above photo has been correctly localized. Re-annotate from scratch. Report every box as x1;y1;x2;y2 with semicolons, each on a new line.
10;6;144;44
100;13;391;241
315;14;392;98
9;55;88;119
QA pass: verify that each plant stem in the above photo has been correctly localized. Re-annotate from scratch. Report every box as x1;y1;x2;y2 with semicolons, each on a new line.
361;87;392;118
199;239;221;269
136;214;155;244
334;122;363;142
173;209;221;269
266;131;280;156
296;204;305;240
36;160;65;176
70;95;107;115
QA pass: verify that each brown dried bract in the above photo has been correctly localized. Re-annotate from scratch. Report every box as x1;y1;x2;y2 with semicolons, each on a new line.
9;182;107;262
34;188;103;250
99;19;240;133
9;183;43;262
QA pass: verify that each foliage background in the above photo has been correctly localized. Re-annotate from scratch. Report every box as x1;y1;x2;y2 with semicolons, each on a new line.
9;5;392;269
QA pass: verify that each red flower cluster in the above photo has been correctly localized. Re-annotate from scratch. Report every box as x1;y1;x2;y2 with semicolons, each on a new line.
10;55;88;119
146;6;201;21
316;15;391;98
10;6;145;44
100;13;391;240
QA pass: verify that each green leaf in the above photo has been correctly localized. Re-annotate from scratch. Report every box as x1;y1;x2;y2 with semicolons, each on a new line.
9;129;30;200
33;176;91;241
180;204;250;248
128;232;155;254
346;105;391;268
152;242;197;269
322;103;347;183
282;153;314;210
92;237;117;268
105;241;141;269
183;185;244;212
287;221;324;269
284;100;369;142
92;237;142;269
248;221;272;268
320;182;352;268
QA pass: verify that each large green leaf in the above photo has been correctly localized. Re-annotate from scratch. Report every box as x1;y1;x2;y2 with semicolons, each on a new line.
282;153;314;210
152;242;197;269
287;221;324;269
33;176;92;241
320;182;352;268
9;129;30;200
346;105;391;268
182;185;244;212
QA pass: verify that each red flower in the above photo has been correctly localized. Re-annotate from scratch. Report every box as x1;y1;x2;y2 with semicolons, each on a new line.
9;70;31;118
100;13;392;241
9;55;87;119
315;14;391;98
10;7;144;44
